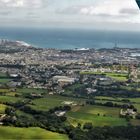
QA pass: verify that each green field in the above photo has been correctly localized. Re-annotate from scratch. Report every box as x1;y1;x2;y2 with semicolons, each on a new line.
80;71;128;81
0;104;6;113
0;78;11;83
68;112;127;127
0;70;140;139
95;96;140;112
0;89;10;93
16;110;35;119
107;74;127;81
95;96;118;100
0;86;140;138
67;104;127;126
0;89;17;97
75;105;120;117
17;88;47;94
0;72;12;83
0;96;24;104
30;97;63;111
0;126;68;140
30;95;83;111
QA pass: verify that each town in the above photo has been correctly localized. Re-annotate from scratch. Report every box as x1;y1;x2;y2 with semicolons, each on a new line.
0;39;140;140
0;39;139;89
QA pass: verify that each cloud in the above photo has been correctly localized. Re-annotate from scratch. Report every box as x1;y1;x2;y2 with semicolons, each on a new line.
58;0;139;17
0;0;139;29
119;8;139;15
0;11;11;15
54;0;140;25
0;0;43;8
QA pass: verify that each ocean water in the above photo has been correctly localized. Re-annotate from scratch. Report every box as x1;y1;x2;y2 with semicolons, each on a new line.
0;27;140;49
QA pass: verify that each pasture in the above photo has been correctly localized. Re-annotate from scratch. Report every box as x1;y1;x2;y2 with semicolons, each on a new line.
95;96;140;113
0;104;6;113
0;86;140;135
0;126;68;140
0;72;12;83
80;71;127;81
67;104;127;126
74;105;120;117
0;79;11;83
30;95;83;111
0;96;24;104
67;112;127;127
106;73;127;81
17;88;47;94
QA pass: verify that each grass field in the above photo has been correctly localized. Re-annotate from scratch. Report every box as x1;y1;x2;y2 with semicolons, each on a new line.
0;79;11;83
30;97;62;111
0;89;17;97
96;96;140;103
0;88;47;96
0;126;68;140
0;96;24;103
0;85;140;135
0;104;6;113
74;105;120;117
67;112;127;127
106;73;127;81
95;96;140;113
30;95;83;111
128;98;140;112
67;105;126;126
17;88;47;93
0;72;12;83
95;96;121;102
80;71;127;81
0;89;10;93
16;110;35;119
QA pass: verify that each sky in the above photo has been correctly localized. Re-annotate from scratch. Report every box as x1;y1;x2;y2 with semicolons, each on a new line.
0;0;140;30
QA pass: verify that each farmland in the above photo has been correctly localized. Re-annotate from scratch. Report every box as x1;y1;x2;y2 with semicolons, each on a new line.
0;87;140;127
68;112;127;127
0;72;12;83
0;95;24;103
17;88;47;94
80;71;128;81
0;126;68;140
67;104;127;126
0;104;6;113
25;94;140;127
74;105;120;117
0;71;140;139
30;95;84;111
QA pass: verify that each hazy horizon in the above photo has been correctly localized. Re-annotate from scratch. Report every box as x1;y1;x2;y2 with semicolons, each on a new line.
0;27;140;49
0;0;140;31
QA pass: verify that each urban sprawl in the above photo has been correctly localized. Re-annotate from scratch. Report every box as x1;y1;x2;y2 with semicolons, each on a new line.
0;39;140;140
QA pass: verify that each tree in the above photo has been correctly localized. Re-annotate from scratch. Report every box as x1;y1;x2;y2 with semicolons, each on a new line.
104;102;114;107
77;123;81;129
136;113;140;119
5;107;15;116
83;123;93;130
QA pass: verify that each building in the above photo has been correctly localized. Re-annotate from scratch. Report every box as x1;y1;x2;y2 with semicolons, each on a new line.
53;76;75;86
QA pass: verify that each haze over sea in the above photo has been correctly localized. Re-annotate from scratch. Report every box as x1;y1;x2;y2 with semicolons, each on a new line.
0;27;140;49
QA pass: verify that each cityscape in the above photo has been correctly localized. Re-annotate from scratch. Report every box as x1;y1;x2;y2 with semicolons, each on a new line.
0;0;140;140
0;39;139;139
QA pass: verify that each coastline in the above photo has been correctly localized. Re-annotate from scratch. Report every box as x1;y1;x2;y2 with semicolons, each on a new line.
0;28;140;50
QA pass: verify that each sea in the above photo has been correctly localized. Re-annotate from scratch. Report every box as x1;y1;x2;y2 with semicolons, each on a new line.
0;27;140;50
